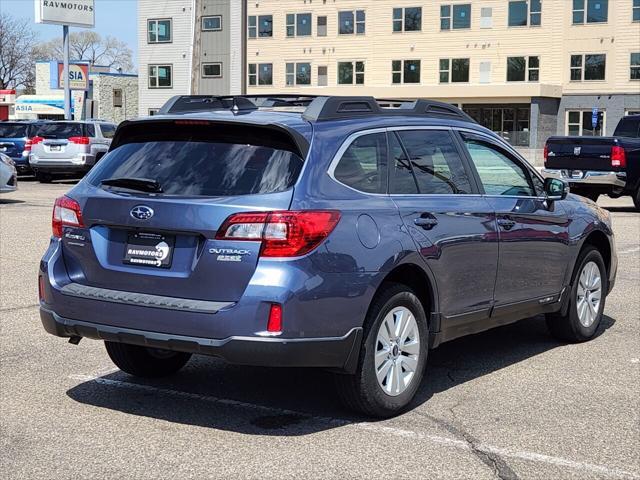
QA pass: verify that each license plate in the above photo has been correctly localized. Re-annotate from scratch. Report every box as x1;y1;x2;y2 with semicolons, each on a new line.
123;232;175;268
50;145;61;152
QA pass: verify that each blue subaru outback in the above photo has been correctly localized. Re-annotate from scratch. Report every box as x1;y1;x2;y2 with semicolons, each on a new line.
39;96;617;417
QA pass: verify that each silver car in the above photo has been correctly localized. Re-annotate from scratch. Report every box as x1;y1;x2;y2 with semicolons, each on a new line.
0;152;17;193
29;120;116;183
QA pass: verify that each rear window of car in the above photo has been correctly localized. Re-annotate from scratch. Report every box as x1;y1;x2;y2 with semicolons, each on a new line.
613;117;640;138
36;123;84;139
0;123;29;138
87;123;304;197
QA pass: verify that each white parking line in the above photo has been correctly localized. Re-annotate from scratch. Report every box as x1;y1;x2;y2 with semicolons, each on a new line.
70;372;640;480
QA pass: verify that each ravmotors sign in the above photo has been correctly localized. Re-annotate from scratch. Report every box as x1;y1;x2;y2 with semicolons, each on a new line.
57;63;89;90
34;0;95;28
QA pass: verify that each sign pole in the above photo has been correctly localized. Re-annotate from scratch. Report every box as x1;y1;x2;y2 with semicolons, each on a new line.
63;24;71;120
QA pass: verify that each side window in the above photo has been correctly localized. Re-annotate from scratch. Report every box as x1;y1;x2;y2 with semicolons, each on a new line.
100;124;116;139
397;130;473;194
85;124;96;137
463;138;536;196
390;132;418;194
333;133;387;194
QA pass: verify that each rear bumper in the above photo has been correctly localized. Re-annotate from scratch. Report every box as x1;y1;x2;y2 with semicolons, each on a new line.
30;154;95;173
542;169;627;189
40;307;362;371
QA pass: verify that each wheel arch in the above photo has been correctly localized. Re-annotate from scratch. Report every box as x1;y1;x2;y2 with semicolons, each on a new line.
580;229;612;277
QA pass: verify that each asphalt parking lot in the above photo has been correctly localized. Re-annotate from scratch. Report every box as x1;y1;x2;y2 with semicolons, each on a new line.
1;179;638;480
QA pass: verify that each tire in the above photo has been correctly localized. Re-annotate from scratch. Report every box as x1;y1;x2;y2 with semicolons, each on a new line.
104;342;192;378
546;246;607;343
335;283;429;418
36;172;53;183
580;191;600;202
633;187;640;211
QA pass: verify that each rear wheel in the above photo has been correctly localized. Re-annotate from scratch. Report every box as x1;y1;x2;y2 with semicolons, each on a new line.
335;283;428;417
104;342;192;378
579;190;599;202
546;246;607;343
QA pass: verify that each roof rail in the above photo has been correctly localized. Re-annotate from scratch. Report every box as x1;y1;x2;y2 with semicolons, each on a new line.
302;96;475;123
158;94;319;115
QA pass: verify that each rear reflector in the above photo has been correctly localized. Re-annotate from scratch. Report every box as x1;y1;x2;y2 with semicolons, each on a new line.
611;146;626;168
52;196;84;237
69;136;90;145
267;304;283;333
38;275;46;302
216;210;341;257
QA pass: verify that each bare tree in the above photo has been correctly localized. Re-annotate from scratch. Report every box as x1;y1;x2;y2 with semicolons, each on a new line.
0;13;40;91
37;31;134;72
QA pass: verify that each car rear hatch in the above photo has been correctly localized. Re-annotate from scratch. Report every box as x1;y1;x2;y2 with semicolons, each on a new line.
59;119;307;303
545;136;620;171
0;123;29;159
33;122;89;159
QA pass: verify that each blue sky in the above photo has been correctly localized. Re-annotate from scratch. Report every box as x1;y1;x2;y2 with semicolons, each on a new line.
2;0;138;66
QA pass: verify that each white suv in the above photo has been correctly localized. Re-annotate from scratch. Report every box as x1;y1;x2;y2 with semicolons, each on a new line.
29;120;116;183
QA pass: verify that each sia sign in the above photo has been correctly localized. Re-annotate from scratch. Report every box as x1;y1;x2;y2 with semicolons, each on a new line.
57;63;89;90
34;0;95;28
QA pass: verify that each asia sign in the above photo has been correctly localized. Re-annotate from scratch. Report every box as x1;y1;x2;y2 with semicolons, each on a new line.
57;63;89;90
34;0;95;28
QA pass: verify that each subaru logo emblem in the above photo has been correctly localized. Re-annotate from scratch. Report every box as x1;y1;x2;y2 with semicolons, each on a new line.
574;147;581;156
130;205;154;220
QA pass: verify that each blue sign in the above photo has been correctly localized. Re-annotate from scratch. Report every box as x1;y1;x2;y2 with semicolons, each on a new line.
592;107;599;129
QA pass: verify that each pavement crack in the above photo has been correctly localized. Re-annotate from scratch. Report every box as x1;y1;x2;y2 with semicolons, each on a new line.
414;411;520;480
0;304;39;313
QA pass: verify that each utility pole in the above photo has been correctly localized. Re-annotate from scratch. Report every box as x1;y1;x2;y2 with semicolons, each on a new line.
191;0;202;95
63;25;71;120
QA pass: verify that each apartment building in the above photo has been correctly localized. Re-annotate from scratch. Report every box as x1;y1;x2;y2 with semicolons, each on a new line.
137;0;245;116
246;0;640;162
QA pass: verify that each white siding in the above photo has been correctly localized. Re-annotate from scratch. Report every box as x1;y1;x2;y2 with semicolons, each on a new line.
228;0;243;94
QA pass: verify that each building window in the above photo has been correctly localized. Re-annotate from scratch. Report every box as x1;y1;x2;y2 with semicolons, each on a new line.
339;10;365;35
317;16;327;36
287;13;312;37
112;88;123;108
286;62;311;85
507;56;539;81
440;4;471;30
480;7;493;28
318;66;328;86
148;109;159;116
570;54;606;81
392;60;420;84
572;0;608;24
439;58;470;83
393;7;422;32
248;15;272;38
631;53;640;80
566;110;605;136
202;63;222;78
338;61;365;85
508;0;541;26
634;0;640;21
248;63;273;86
202;15;222;31
147;19;171;43
148;65;172;88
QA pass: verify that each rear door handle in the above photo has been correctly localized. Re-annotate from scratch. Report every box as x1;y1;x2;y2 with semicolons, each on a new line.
497;219;516;230
414;216;438;230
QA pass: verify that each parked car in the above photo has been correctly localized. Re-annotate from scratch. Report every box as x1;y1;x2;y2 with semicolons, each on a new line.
0;152;18;193
39;95;617;417
29;120;116;183
543;114;640;209
0;120;49;175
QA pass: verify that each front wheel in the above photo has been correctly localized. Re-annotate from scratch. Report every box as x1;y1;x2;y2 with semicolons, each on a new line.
546;246;607;343
105;342;192;378
335;283;428;417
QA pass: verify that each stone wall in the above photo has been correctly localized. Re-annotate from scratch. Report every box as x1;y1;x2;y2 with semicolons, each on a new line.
92;73;139;124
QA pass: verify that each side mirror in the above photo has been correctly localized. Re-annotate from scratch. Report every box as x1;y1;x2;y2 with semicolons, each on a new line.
544;177;569;201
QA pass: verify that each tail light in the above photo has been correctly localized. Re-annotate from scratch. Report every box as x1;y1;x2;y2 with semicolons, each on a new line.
543;143;549;167
611;146;626;168
24;136;44;152
267;304;283;333
52;196;84;237
69;136;90;145
215;210;341;257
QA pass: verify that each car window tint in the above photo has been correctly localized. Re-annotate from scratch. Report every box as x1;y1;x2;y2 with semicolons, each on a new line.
100;124;116;139
36;123;83;139
85;124;96;137
397;130;472;194
0;124;29;138
389;132;418;194
334;133;387;194
463;139;536;196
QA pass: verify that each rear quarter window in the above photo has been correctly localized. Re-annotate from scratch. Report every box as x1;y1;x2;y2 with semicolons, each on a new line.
333;132;387;194
100;124;116;139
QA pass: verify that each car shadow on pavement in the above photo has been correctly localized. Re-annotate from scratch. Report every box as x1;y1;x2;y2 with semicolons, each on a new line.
66;314;616;436
0;198;25;205
602;206;637;213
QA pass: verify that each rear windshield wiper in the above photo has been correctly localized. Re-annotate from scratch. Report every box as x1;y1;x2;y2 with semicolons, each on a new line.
101;177;163;193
